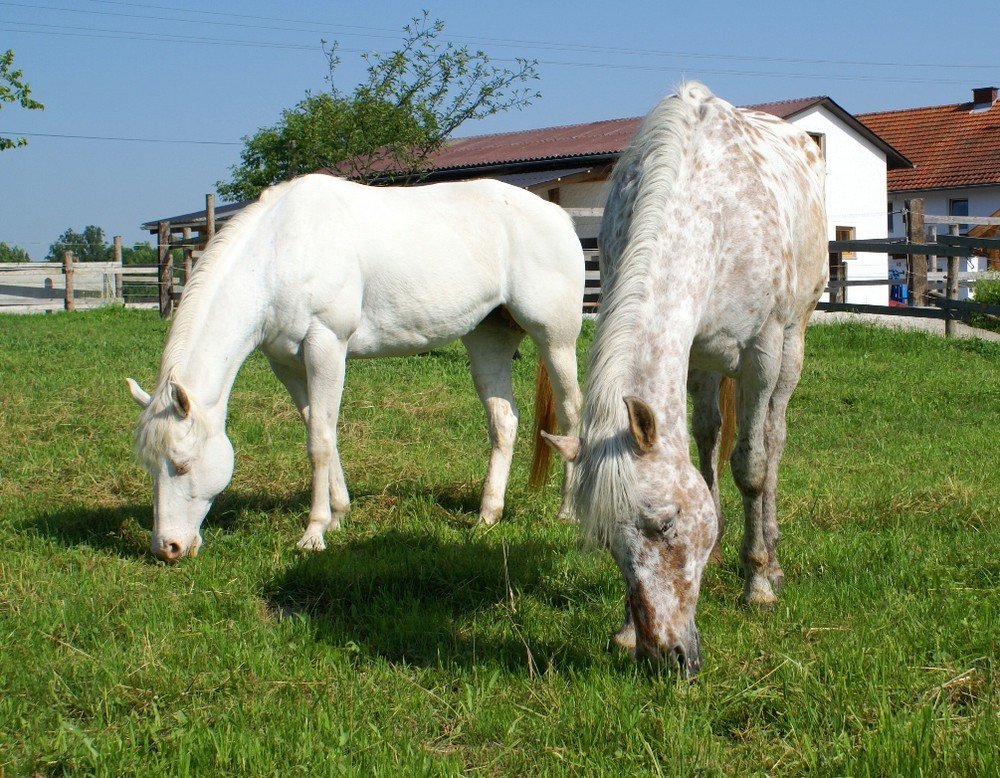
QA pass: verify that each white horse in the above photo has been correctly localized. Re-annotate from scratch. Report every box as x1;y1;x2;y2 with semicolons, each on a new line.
127;174;583;561
545;83;827;675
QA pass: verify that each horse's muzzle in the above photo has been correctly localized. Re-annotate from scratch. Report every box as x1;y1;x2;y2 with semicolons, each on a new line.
151;536;199;562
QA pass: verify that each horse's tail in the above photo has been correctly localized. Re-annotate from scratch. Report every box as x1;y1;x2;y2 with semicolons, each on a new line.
718;376;736;474
529;358;557;490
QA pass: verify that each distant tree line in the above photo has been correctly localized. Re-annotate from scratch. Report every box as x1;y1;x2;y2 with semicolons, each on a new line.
0;226;161;264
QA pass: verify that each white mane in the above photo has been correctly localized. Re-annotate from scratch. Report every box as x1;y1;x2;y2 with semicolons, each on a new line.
134;178;301;468
574;82;711;547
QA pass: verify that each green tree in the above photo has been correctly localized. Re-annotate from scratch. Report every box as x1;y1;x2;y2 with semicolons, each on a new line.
46;226;111;262
120;241;159;266
217;13;539;202
1;49;43;151
0;241;31;262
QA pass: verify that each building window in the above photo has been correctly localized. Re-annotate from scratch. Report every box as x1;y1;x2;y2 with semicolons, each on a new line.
835;226;856;259
808;133;826;158
887;202;894;234
949;198;969;234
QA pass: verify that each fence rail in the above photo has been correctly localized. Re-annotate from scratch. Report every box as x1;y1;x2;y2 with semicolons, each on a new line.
0;260;170;314
4;198;1000;331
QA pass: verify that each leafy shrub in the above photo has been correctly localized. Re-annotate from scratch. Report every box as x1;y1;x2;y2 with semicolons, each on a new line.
970;272;1000;331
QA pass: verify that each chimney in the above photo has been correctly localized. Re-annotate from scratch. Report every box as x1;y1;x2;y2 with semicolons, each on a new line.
972;86;998;107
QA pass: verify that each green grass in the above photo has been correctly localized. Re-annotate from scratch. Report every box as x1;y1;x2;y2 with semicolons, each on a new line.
1;307;998;776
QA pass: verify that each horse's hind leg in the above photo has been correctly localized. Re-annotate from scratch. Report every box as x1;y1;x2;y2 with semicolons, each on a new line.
688;369;724;562
760;321;809;593
462;318;526;525
731;325;784;608
296;326;351;550
534;337;582;519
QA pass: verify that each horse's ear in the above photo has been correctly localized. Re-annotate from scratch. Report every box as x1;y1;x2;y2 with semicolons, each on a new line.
170;381;192;419
540;430;580;462
126;378;152;408
624;396;657;455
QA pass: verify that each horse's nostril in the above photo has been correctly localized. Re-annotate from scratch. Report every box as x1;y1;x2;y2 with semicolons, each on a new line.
154;541;183;561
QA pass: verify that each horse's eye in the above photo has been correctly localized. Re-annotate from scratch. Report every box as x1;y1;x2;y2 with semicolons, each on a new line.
642;507;677;538
173;461;191;476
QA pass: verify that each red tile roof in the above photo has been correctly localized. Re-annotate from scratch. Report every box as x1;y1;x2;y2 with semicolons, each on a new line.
859;94;1000;191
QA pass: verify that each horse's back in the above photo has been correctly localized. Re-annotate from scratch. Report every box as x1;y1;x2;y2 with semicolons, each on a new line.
260;175;582;357
598;84;826;375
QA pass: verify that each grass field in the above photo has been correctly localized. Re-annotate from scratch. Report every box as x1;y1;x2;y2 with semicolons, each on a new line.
1;306;998;776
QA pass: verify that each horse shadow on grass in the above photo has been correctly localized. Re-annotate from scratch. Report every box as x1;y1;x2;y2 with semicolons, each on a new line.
26;483;624;671
23;487;315;560
262;527;620;672
21;473;488;558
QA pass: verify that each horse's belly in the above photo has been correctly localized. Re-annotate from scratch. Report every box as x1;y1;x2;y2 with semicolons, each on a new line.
346;302;495;357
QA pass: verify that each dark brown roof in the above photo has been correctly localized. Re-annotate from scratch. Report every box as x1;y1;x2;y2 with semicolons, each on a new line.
859;90;1000;191
421;117;637;171
412;95;909;176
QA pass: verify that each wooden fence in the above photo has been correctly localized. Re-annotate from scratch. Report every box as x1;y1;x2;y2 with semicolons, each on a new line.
5;199;1000;329
0;255;182;314
825;200;1000;336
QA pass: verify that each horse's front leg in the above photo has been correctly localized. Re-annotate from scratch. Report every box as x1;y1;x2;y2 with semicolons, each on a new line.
759;323;810;593
297;328;350;551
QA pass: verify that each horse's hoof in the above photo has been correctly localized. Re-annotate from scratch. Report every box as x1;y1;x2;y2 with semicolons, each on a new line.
295;534;327;552
770;573;785;594
611;624;636;652
740;593;777;612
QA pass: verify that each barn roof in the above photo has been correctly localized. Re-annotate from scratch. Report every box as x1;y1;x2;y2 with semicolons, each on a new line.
377;95;908;178
143;94;907;231
858;87;1000;192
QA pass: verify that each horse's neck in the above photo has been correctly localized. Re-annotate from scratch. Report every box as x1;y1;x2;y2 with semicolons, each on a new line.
161;264;264;420
589;287;696;449
633;303;695;445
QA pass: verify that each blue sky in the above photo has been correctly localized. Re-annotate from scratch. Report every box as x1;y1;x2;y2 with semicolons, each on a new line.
1;0;997;258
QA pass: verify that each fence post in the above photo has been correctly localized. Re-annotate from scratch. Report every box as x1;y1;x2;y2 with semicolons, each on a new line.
63;250;75;312
946;224;960;338
905;198;927;306
158;220;173;318
113;235;124;304
206;193;216;243
183;226;193;284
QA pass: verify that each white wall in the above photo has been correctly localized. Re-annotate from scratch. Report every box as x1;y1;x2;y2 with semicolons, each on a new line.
790;106;890;305
524;105;895;306
888;187;1000;240
887;186;998;298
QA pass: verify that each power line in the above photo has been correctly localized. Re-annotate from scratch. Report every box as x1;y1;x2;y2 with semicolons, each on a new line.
0;130;240;145
2;0;997;74
3;20;995;90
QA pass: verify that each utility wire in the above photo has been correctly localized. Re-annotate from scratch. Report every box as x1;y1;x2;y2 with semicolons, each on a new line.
0;130;240;145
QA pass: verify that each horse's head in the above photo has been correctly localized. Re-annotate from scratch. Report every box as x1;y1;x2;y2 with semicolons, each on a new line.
545;396;717;677
127;377;234;561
